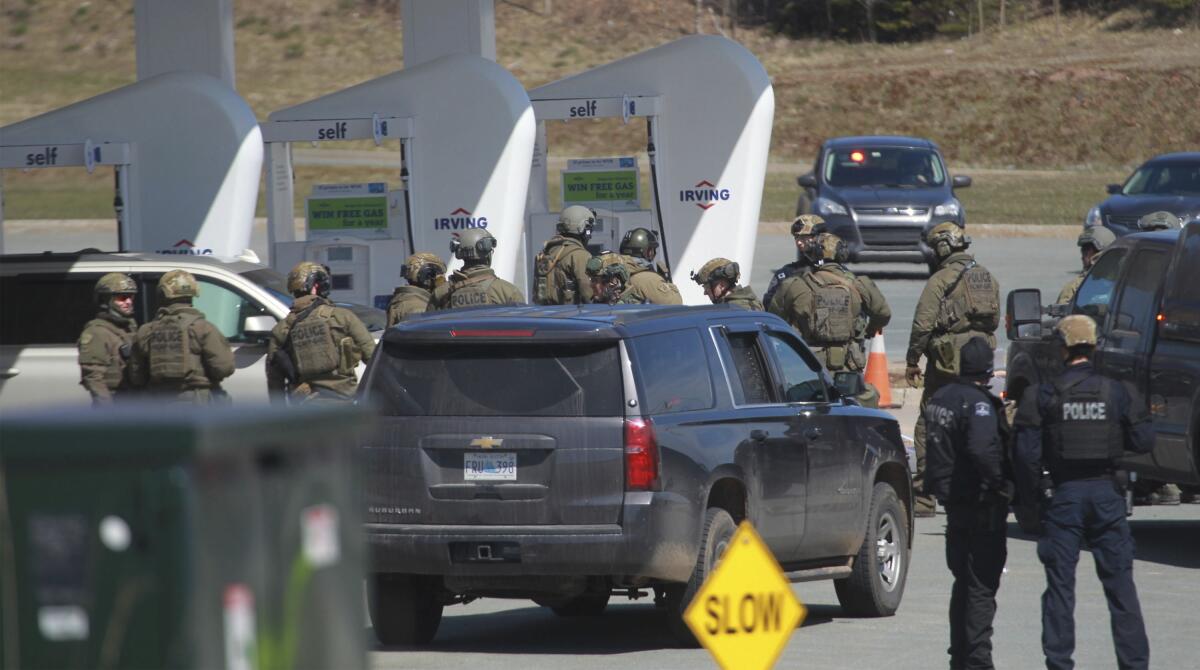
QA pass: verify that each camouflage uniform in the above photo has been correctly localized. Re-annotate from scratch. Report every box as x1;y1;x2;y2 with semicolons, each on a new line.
78;273;138;405
127;271;234;403
763;214;826;311
1056;226;1115;306
770;235;891;406
623;257;682;305
268;295;376;404
387;252;446;326
586;253;641;305
428;266;525;310
907;224;1001;515
722;285;765;311
534;206;596;305
692;257;764;310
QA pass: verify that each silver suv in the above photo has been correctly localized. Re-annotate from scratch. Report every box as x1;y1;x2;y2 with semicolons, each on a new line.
0;251;384;409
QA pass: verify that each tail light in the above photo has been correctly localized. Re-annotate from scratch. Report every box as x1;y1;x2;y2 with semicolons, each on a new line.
624;417;660;491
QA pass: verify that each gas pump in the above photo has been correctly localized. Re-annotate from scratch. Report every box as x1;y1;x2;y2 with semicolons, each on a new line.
526;36;774;304
0;72;262;258
262;54;534;310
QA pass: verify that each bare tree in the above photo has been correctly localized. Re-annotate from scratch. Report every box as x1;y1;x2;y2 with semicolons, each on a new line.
858;0;878;42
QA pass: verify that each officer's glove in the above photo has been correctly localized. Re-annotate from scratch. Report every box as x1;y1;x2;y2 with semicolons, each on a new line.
905;365;923;388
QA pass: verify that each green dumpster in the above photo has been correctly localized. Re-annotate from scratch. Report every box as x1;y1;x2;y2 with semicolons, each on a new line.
0;404;371;670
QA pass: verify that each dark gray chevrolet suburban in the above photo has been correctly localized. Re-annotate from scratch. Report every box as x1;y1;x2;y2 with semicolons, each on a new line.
359;305;912;645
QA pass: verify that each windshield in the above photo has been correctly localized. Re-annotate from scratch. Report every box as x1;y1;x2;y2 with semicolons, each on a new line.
823;147;946;188
239;268;386;331
1122;162;1200;196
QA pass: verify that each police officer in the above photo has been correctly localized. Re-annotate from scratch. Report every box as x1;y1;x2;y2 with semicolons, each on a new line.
762;214;826;310
427;228;525;310
127;270;235;403
1013;315;1153;670
78;273;139;405
1056;226;1115;305
770;233;891;407
907;222;1001;516
619;227;671;279
267;262;376;404
533;205;595;305
586;252;639;305
387;252;446;326
925;336;1014;670
691;258;763;310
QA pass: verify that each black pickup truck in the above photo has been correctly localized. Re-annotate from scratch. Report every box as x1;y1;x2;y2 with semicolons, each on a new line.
1005;222;1200;490
359;304;912;645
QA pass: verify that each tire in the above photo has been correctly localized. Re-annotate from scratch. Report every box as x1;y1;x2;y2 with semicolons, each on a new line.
665;507;737;646
368;573;444;646
835;482;909;617
544;592;611;617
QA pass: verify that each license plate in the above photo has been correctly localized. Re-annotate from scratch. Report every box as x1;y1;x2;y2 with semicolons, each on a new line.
464;452;517;481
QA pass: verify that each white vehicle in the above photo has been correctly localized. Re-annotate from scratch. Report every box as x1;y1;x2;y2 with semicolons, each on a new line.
0;251;385;410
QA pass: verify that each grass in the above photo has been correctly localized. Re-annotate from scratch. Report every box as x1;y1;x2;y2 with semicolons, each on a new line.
0;2;1195;221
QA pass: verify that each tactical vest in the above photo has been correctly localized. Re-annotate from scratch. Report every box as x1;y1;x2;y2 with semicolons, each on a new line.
1045;375;1124;465
533;241;578;305
288;305;340;378
804;270;861;345
938;261;1000;334
448;273;498;309
147;311;202;383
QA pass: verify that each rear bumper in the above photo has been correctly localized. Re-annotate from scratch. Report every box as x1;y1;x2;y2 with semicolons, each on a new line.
366;490;698;583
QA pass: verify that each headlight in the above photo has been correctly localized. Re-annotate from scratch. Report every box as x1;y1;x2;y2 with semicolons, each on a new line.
1084;206;1102;228
933;200;961;218
815;197;848;216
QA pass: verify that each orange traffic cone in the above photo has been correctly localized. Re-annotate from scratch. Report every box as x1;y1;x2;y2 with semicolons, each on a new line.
864;331;898;409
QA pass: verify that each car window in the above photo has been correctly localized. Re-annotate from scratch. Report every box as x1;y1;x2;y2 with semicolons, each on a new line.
716;330;775;405
763;331;827;403
0;272;106;345
1110;249;1168;347
629;329;715;415
1160;225;1200;340
823;147;946;188
1073;248;1127;321
1123;162;1200;196
144;274;269;344
370;342;622;417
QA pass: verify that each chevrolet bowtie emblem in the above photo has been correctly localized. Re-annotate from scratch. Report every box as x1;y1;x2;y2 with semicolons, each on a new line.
470;436;503;449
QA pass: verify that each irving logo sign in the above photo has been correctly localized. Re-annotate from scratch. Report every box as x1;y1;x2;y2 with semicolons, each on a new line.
679;180;731;210
434;208;489;230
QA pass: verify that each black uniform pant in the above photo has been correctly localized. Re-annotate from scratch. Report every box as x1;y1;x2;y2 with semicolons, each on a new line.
944;500;1008;670
1038;478;1149;670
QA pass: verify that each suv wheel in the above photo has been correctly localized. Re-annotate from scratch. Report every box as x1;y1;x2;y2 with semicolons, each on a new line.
665;507;736;646
368;573;444;646
835;482;909;617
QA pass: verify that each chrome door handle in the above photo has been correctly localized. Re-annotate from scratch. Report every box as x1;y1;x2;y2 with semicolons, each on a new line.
0;368;19;379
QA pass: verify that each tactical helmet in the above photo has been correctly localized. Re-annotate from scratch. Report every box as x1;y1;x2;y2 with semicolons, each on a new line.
691;258;740;286
1137;210;1182;231
450;228;497;262
585;253;630;283
801;230;849;262
557;205;596;241
1056;314;1098;347
95;273;137;300
157;270;199;301
1077;226;1116;251
287;261;332;298
404;252;446;288
926;222;970;258
619;228;659;259
790;214;826;238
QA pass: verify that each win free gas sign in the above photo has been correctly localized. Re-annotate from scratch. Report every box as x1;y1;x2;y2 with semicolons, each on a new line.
680;180;731;210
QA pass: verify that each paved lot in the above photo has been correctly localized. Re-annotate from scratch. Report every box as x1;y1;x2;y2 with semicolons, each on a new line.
370;504;1199;670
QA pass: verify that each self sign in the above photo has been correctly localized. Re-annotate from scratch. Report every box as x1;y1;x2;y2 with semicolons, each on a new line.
318;122;348;140
25;147;59;166
569;100;598;118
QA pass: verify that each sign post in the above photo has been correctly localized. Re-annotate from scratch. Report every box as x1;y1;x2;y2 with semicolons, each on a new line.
683;522;807;670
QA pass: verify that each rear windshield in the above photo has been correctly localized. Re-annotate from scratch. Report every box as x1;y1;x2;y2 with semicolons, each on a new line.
369;341;623;417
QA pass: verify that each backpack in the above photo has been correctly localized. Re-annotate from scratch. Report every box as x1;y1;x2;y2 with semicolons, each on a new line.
147;311;202;383
804;269;862;345
533;240;574;305
287;304;340;379
939;261;1001;334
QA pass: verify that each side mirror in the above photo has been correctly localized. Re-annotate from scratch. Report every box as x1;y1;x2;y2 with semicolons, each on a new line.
797;173;817;188
951;175;972;189
1106;183;1122;195
1006;289;1043;340
243;314;278;338
832;371;867;399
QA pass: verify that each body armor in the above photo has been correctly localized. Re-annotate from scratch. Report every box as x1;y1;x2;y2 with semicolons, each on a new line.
147;311;201;382
1045;375;1124;466
288;305;341;378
